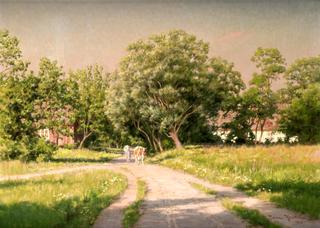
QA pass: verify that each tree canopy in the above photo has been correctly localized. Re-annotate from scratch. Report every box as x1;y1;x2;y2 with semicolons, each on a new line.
107;30;244;150
1;28;320;159
280;83;320;143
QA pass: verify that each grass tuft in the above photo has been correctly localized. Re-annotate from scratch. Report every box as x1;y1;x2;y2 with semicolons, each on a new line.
222;198;282;228
190;182;216;196
123;179;147;228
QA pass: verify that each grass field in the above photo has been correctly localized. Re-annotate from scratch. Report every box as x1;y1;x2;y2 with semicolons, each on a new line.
0;149;120;176
0;170;127;228
149;145;320;219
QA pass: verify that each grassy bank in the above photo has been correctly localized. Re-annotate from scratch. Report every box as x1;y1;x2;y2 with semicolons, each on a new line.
0;149;120;176
189;181;279;227
222;198;281;228
0;170;126;227
123;179;147;228
149;145;320;218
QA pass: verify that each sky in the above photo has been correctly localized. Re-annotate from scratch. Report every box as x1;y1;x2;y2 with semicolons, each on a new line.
0;0;319;84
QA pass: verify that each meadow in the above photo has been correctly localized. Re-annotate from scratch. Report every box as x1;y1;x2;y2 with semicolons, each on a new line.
0;149;120;176
149;145;320;219
0;170;126;227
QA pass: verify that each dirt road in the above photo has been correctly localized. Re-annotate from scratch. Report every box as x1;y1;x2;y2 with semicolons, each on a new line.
2;157;320;228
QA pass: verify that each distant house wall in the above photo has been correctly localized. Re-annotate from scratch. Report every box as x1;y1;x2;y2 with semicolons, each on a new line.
38;128;74;146
216;130;298;143
254;131;286;143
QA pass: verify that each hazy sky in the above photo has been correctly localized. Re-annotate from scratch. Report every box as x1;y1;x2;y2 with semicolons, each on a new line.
1;0;320;84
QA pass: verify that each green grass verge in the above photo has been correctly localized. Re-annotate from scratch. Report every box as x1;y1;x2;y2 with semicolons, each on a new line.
0;149;120;176
189;181;281;227
149;145;320;218
189;182;216;196
0;170;127;227
222;198;282;228
123;179;147;228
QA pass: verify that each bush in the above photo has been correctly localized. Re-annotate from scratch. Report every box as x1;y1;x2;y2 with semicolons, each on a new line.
0;139;28;160
0;137;57;162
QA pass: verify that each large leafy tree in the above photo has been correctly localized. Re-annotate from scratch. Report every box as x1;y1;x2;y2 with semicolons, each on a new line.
0;29;28;79
0;29;35;141
282;56;320;102
36;58;73;143
108;30;244;150
248;47;286;142
68;65;109;148
222;91;257;144
280;83;320;143
0;30;56;160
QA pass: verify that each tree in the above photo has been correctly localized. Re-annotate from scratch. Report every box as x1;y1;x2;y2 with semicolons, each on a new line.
36;58;73;144
0;30;56;161
0;29;36;142
0;29;28;79
280;83;320;143
222;91;257;144
249;47;286;142
68;65;109;148
282;56;320;102
108;30;209;149
108;30;244;150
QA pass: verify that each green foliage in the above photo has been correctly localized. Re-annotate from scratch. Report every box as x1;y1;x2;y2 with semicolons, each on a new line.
0;137;56;161
220;48;285;144
284;56;320;100
68;66;111;148
280;84;320;143
0;29;28;79
0;30;58;161
222;93;256;144
36;57;73;137
0;73;40;141
149;146;320;218
0;170;127;228
251;47;286;82
108;30;244;150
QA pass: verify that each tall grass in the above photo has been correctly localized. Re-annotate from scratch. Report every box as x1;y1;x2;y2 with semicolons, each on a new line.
0;170;127;227
149;145;320;218
0;149;119;176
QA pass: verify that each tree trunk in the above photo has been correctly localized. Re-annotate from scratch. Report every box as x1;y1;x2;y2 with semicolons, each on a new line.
254;119;260;144
55;131;59;145
78;132;92;149
259;119;267;143
169;130;183;149
156;138;164;152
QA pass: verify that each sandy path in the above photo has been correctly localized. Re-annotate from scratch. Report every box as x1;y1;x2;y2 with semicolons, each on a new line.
1;157;320;228
126;164;247;228
93;167;137;228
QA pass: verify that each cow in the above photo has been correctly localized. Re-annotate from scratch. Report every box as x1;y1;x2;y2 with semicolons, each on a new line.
133;146;146;164
123;145;131;162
